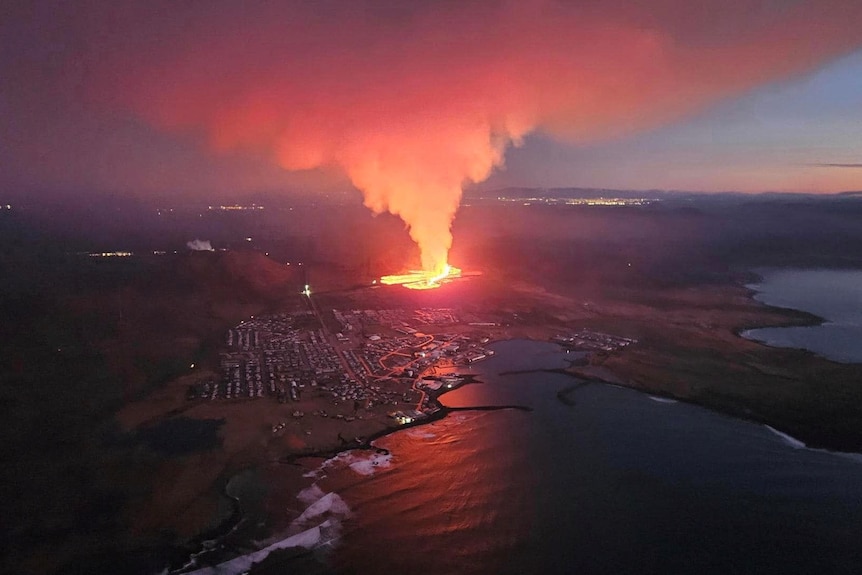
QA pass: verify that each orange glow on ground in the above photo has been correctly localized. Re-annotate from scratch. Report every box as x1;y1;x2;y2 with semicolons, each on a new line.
381;264;462;290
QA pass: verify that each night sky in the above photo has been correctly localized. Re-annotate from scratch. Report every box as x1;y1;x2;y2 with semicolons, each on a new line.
2;0;861;200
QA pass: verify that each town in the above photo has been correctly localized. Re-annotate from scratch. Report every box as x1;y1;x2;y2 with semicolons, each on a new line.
185;306;637;432
185;308;499;426
551;329;636;352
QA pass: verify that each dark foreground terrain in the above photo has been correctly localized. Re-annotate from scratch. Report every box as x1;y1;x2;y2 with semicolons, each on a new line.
1;190;861;573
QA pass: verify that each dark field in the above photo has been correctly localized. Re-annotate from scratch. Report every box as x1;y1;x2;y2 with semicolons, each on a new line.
1;190;861;573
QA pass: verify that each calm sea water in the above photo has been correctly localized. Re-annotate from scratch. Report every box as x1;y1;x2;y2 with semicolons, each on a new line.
318;340;862;575
743;269;862;363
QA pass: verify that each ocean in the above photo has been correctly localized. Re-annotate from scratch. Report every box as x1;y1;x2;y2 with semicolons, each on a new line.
742;268;862;363
300;339;862;575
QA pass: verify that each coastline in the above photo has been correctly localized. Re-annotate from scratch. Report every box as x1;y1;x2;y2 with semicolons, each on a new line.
76;271;862;573
557;273;862;454
734;269;827;334
559;364;862;456
227;308;862;571
733;269;828;355
169;371;536;573
499;349;862;463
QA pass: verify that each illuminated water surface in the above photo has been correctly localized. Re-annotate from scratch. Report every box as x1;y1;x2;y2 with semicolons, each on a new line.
325;340;862;574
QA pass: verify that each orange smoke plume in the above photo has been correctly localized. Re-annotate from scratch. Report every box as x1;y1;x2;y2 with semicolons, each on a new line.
96;1;862;272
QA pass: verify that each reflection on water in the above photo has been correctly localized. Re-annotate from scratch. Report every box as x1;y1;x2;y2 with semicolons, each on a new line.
321;409;534;575
326;341;862;574
743;268;862;363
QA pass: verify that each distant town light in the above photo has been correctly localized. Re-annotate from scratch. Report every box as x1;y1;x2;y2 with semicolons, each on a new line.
492;195;656;207
208;204;265;211
88;251;133;257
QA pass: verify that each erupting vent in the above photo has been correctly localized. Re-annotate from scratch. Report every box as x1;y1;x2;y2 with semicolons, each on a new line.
381;264;462;290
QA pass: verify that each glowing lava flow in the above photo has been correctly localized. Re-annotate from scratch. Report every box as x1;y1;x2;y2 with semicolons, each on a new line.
380;264;462;290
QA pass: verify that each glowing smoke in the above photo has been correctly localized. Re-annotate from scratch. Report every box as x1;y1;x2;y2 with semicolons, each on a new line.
186;239;214;252
96;1;862;272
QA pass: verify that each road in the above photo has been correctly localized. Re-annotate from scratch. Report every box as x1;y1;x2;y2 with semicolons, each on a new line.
304;292;363;383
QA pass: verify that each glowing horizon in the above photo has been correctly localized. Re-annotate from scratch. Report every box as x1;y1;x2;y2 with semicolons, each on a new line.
3;2;862;205
84;1;862;270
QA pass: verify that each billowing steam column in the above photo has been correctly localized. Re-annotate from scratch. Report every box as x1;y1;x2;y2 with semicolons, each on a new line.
102;1;862;294
346;133;505;291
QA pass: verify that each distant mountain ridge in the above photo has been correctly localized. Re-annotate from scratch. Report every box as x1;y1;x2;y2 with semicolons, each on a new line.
466;187;862;201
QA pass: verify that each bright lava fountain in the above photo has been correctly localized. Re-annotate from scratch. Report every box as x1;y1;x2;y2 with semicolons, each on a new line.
380;264;462;290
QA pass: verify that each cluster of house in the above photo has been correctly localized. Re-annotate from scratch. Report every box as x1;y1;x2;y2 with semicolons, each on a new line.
319;376;413;411
191;309;499;409
205;313;347;402
552;329;637;352
332;307;461;334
